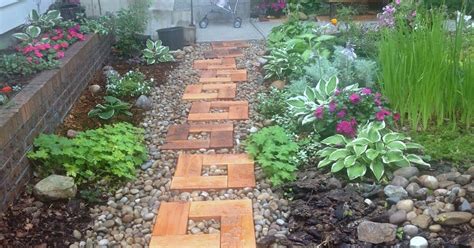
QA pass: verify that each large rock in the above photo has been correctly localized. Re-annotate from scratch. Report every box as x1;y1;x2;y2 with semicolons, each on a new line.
357;221;397;244
271;80;286;89
419;175;439;189
135;95;153;110
394;167;419;179
434;212;473;225
384;185;408;199
411;214;431;229
33;175;77;201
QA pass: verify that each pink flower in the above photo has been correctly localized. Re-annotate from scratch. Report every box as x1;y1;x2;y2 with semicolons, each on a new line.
26;57;33;62
314;106;324;119
361;88;372;95
335;88;341;96
51;36;61;41
336;120;357;137
395;0;400;4
76;33;85;41
67;35;73;40
375;92;382;98
336;109;346;119
44;43;51;49
61;42;69;48
393;113;400;121
349;93;361;104
53;44;61;50
34;50;43;58
375;109;391;121
22;45;34;54
56;51;65;59
329;101;337;112
375;98;382;106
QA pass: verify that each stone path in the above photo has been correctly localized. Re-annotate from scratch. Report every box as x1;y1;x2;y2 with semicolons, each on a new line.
150;41;257;247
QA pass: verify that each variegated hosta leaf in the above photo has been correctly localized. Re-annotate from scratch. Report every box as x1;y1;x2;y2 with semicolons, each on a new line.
406;154;430;166
321;134;348;145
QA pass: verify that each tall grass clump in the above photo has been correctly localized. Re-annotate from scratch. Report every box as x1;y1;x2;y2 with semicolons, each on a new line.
378;7;474;129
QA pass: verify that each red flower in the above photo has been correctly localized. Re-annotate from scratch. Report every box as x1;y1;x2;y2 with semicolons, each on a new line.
329;101;337;112
1;86;12;93
56;51;65;59
375;109;391;121
336;109;346;119
53;44;61;50
393;113;400;121
61;42;69;48
34;50;43;58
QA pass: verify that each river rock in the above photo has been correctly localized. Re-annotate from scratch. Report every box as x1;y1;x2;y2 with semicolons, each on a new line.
458;199;472;212
391;176;409;188
394;167;419;179
419;175;439;189
271;80;286;89
384;185;408;199
428;224;442;232
410;236;428;248
411;214;431;229
135;95;153;110
357;221;397;244
397;199;414;212
89;84;101;94
455;174;472;185
406;183;420;197
466;166;474;177
389;210;407;224
33;175;77;201
403;224;418;236
434;212;473;225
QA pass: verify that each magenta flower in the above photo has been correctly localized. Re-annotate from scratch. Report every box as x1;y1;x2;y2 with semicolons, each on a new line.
335;88;341;96
329;101;337;112
336;120;357;137
375;109;391;121
361;88;372;95
393;113;400;121
314;106;324;119
349;93;361;104
336;109;346;119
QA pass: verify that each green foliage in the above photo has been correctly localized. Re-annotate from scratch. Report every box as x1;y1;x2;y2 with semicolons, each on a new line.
28;9;62;31
410;128;474;166
142;39;175;65
114;0;150;56
422;0;473;15
263;47;304;80
79;14;112;35
294;133;321;166
317;121;428;181
267;19;316;48
245;126;299;186
378;7;474;128
286;0;322;15
28;123;147;185
332;46;377;87
88;96;132;120
106;70;153;98
0;54;58;79
257;88;289;119
13;25;41;42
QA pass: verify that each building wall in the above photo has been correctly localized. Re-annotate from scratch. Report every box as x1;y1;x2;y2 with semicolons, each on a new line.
0;0;55;34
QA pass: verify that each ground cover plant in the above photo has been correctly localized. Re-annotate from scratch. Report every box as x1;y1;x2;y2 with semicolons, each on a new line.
105;69;153;97
88;96;132;120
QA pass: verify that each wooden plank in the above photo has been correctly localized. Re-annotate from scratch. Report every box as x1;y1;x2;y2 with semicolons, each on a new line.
161;140;210;150
152;202;190;236
189;199;253;219
217;85;236;99
202;83;236;91
171;176;228;190
166;125;189;142
188;112;229;121
202;154;253;165
182;93;219;100
188;123;233;132
175;153;203;177
149;234;220;248
210;131;234;148
207;64;237;70
211;41;250;49
185;85;203;94
199;77;233;83
189;102;211;114
209;101;247;108
216;70;247;81
220;215;256;248
227;163;256;188
228;105;249;120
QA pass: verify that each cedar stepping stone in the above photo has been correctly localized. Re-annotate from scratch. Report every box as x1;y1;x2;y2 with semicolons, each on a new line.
182;83;236;100
204;48;244;59
161;123;233;150
171;153;255;190
193;58;236;70
200;69;247;83
151;200;256;248
188;101;249;121
211;41;250;49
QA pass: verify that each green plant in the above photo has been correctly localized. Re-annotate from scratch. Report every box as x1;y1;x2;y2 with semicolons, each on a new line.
114;0;150;56
142;39;174;64
12;25;41;42
28;9;62;31
88;96;132;120
78;14;112;35
28;123;147;185
0;53;59;79
245;126;299;186
257;88;289;119
106;70;153;98
263;47;304;80
267;19;316;48
317;121;429;181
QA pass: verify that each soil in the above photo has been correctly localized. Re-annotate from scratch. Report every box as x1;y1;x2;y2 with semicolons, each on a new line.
0;53;176;246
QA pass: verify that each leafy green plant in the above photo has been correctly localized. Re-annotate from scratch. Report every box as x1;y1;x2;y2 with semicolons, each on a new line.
257;88;289;119
0;53;59;79
317;121;429;181
142;39;174;64
245;126;299;186
263;47;304;80
28;123;147;185
114;0;150;56
106;70;153;98
28;9;62;31
78;14;112;35
88;96;132;120
267;19;316;48
12;26;42;42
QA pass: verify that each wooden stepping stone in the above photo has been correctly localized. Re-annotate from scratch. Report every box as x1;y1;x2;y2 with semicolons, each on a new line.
204;48;244;59
211;41;250;49
188;101;249;121
193;58;236;70
171;153;255;191
182;83;236;100
200;69;247;83
151;199;256;248
161;123;233;150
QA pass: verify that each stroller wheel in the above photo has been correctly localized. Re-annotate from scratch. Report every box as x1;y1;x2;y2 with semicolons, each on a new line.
233;18;242;28
199;18;209;29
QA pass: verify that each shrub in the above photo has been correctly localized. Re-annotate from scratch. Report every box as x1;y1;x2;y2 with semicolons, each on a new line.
263;47;305;80
245;126;299;186
142;39;174;65
114;0;150;57
0;54;58;79
106;70;153;98
28;123;147;185
317;121;429;181
257;88;289;119
88;96;132;120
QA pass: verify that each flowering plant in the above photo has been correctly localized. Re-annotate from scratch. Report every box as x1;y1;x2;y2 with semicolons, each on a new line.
257;0;286;15
106;70;153;98
377;0;417;28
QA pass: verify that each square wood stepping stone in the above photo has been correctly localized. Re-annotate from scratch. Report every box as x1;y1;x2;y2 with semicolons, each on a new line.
200;69;247;82
193;58;236;70
171;153;255;191
151;200;256;248
161;123;233;150
204;48;243;59
183;83;236;100
188;101;249;121
211;41;250;49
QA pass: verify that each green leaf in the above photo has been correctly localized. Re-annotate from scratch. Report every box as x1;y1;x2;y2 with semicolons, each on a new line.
405;142;424;149
12;33;30;41
98;109;115;120
287;98;305;108
383;132;406;143
382;150;405;163
367;128;381;143
318;157;332;168
344;155;356;167
30;9;40;21
329;149;349;161
386;141;407;150
316;147;337;157
321;134;347;145
370;160;384;181
304;87;315;101
146;39;155;49
353;145;367;157
26;26;41;38
365;148;380;161
324;76;338;96
350;138;371;146
331;159;345;173
346;163;366;180
406;154;430;166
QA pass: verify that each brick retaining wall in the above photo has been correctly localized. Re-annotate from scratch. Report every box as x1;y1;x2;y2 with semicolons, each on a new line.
0;33;112;212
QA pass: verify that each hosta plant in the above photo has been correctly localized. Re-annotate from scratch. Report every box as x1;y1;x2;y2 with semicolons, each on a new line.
317;121;429;181
88;96;132;120
263;47;304;80
142;39;174;65
13;26;42;42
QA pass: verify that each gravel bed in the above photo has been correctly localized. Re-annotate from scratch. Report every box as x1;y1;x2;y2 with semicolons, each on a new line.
73;41;290;247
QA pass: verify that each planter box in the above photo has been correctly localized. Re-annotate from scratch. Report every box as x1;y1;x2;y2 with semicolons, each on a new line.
0;33;112;212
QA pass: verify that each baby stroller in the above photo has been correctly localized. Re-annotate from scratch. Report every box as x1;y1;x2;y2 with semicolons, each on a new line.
199;0;242;28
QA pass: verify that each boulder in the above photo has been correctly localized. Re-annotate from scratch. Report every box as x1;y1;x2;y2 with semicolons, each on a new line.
271;80;286;89
357;221;397;244
33;175;77;201
434;212;473;225
419;175;439;189
135;95;153;110
88;84;101;94
384;185;408;199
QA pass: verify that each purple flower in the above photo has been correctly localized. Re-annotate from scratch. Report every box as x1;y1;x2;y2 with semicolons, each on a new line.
336;120;357;137
375;109;391;121
334;88;341;96
361;88;372;95
336;109;346;119
395;0;400;4
314;106;324;119
329;101;337;112
349;93;361;104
